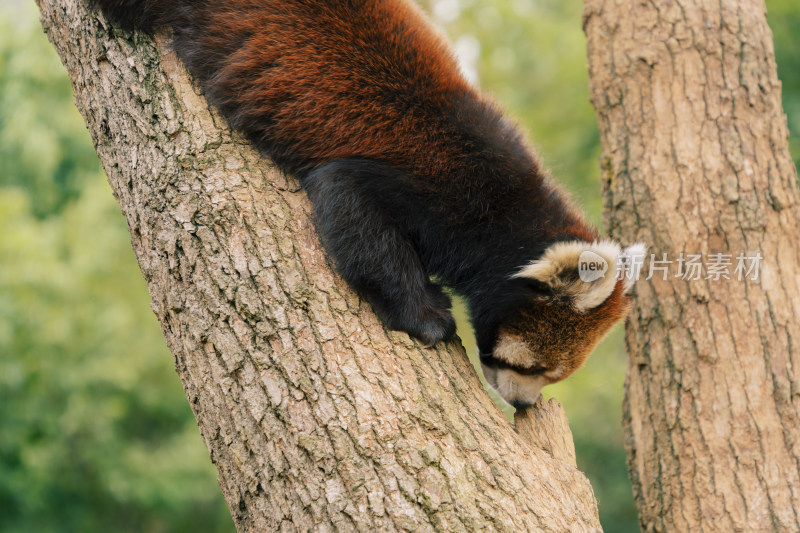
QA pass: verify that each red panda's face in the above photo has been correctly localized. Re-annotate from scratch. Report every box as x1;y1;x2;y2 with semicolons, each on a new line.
481;240;644;409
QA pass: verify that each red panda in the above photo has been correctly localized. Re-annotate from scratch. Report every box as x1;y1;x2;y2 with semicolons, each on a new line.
91;0;643;409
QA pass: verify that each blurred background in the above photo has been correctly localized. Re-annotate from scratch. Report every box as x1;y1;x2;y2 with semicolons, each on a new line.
0;0;797;531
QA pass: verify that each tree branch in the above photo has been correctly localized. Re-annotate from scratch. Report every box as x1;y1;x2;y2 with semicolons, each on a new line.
38;0;603;530
584;0;800;530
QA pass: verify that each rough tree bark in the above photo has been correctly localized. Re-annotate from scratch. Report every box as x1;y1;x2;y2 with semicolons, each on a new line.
584;0;800;531
37;0;605;531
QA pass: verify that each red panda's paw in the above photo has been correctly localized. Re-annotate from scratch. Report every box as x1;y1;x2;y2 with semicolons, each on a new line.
409;281;457;346
375;281;456;346
408;306;457;347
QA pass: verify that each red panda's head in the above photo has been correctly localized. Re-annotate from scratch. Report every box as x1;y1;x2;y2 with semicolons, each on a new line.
480;240;645;409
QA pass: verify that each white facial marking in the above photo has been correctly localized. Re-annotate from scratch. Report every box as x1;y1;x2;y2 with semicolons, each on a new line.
496;369;546;406
543;365;565;381
481;364;547;407
494;334;533;367
480;363;498;392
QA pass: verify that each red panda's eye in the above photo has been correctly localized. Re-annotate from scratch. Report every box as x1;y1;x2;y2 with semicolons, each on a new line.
517;365;548;376
519;278;552;297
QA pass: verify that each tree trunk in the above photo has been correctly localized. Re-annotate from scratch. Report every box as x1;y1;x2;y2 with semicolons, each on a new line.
584;0;800;531
37;0;604;531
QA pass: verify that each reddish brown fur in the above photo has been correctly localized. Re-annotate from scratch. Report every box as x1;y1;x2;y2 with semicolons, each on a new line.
208;2;463;167
160;1;595;239
497;278;631;383
94;0;637;405
194;2;477;173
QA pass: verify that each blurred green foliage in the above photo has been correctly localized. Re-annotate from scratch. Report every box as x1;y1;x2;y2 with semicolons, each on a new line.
1;0;797;532
0;2;234;532
768;0;800;172
0;2;101;217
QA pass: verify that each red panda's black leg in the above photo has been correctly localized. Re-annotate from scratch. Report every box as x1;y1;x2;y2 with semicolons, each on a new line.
303;159;457;346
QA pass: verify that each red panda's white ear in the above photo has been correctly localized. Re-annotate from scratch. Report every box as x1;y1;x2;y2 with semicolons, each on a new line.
620;243;647;294
512;240;621;312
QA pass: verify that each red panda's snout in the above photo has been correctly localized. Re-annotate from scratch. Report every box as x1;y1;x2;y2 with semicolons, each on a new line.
481;240;645;409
